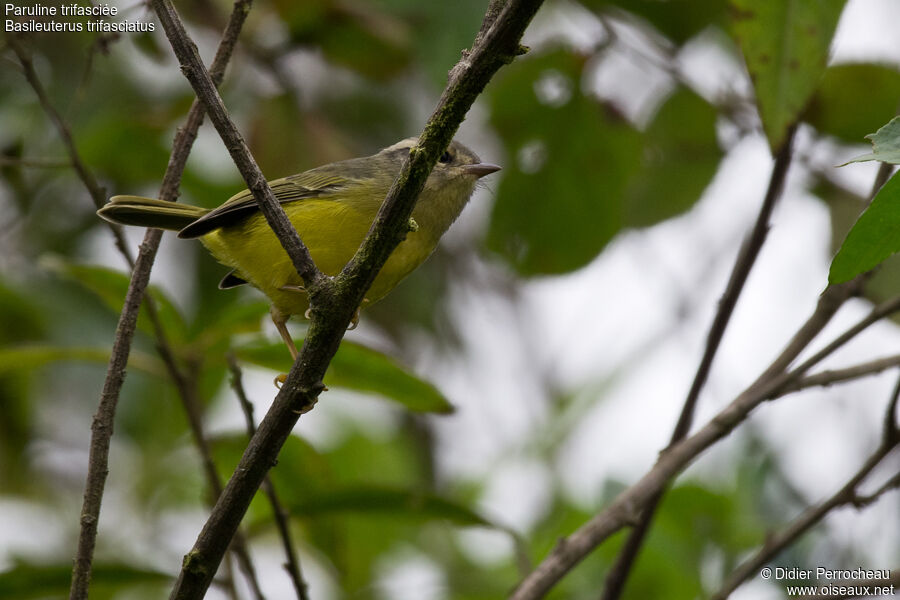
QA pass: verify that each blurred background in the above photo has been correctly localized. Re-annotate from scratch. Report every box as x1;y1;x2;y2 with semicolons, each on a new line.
1;0;900;598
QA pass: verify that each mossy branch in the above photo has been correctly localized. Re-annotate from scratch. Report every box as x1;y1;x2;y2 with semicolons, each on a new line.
34;1;257;598
151;0;546;598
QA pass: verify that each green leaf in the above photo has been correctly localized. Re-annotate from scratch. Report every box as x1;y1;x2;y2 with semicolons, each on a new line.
618;483;756;599
842;116;900;165
0;282;45;343
76;102;172;187
805;64;900;144
487;49;643;275
235;340;453;413
288;485;492;526
819;178;900;325
212;433;332;525
193;300;269;351
0;283;44;489
730;0;847;152
625;88;721;227
45;260;188;343
487;49;720;274
829;171;900;284
381;0;492;84
0;344;167;377
327;341;453;413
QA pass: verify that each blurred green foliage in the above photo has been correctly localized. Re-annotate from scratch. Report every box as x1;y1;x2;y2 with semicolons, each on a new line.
236;339;454;413
0;561;170;600
586;0;728;43
1;0;894;597
487;48;644;274
806;65;900;144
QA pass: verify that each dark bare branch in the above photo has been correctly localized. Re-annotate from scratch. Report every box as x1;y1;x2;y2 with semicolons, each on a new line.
783;354;900;394
157;1;545;597
149;0;323;291
601;125;798;600
64;2;255;597
228;354;310;600
510;282;900;600
710;371;900;600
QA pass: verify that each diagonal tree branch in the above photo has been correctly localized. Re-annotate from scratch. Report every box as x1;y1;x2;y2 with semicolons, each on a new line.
710;374;900;599
782;353;900;394
151;0;545;597
600;124;798;600
149;0;323;292
6;34;135;267
163;354;265;600
62;2;256;598
7;29;256;600
228;354;310;600
599;143;896;600
509;278;900;599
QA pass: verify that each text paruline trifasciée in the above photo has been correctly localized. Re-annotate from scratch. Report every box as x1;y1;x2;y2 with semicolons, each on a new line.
5;2;155;33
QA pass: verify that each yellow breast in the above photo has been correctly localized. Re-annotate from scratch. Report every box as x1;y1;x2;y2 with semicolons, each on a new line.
199;199;437;317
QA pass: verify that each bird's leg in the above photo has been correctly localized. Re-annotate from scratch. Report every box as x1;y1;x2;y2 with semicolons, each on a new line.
272;307;299;361
271;307;298;387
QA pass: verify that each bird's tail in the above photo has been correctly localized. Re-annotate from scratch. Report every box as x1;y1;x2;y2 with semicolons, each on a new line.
97;195;210;232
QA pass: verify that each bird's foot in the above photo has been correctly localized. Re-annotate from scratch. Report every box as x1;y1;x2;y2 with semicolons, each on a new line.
346;298;370;331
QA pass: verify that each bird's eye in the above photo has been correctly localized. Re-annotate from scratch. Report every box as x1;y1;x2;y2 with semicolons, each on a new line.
438;151;452;164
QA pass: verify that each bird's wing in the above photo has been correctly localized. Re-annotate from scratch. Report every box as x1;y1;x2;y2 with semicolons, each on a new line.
177;172;347;239
218;270;248;289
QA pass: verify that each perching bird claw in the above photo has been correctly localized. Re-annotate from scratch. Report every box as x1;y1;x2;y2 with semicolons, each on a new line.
347;298;370;330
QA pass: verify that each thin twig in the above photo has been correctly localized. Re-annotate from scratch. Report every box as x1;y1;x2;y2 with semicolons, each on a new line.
8;46;256;600
6;34;134;267
784;295;900;384
710;371;900;600
150;0;323;292
600;124;798;600
65;1;255;598
228;354;311;600
5;33;171;600
782;353;900;394
509;279;900;599
159;1;544;597
159;352;266;600
125;20;269;598
516;151;897;600
851;471;900;506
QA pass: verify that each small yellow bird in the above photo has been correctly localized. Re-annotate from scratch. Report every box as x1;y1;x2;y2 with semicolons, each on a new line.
98;138;500;360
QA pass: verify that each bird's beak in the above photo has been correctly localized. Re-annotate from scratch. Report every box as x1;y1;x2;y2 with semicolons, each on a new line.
463;163;502;178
